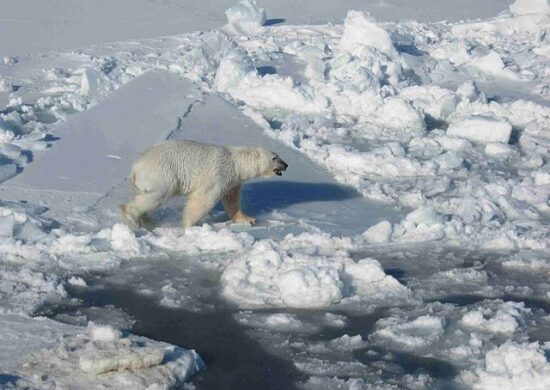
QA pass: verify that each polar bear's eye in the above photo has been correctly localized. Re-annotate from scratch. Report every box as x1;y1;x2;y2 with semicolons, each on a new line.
272;156;277;160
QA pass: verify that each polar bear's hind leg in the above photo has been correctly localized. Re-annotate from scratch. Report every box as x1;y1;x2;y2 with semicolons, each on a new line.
121;191;165;229
120;204;140;229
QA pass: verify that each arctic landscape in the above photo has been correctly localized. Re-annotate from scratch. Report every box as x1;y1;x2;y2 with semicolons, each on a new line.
0;0;549;388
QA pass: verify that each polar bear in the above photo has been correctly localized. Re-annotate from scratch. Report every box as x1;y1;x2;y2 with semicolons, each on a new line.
120;140;288;229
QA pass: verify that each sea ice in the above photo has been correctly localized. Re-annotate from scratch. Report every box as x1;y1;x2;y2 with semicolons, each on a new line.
362;220;392;244
221;233;411;309
88;322;122;342
461;301;528;335
372;315;445;349
339;11;398;59
447;116;512;144
146;225;254;254
461;341;550;389
0;314;203;388
471;51;520;80
0;0;549;387
225;0;266;35
510;0;550;15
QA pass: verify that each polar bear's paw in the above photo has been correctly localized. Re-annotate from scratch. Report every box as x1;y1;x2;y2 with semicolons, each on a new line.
138;214;154;230
232;211;256;225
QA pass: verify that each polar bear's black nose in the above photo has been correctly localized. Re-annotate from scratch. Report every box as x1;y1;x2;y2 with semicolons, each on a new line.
274;157;288;176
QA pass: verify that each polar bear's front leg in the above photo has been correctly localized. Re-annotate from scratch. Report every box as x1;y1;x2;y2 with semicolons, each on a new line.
182;188;220;228
222;185;256;225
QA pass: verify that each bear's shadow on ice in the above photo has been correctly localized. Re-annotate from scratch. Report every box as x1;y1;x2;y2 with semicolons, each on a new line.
240;180;359;214
155;181;358;225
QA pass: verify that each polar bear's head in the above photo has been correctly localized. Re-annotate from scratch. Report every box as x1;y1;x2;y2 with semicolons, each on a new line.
256;148;288;177
231;147;288;180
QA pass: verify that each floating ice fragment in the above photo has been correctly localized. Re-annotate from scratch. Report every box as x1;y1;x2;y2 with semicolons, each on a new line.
456;81;486;103
147;225;253;253
323;313;348;328
214;51;255;92
371;97;426;132
0;77;13;92
362;220;392;244
461;341;550;389
79;347;164;374
79;68;101;96
373;315;445;349
68;276;87;287
278;266;344;308
225;0;266;35
3;56;17;65
222;236;410;309
0;129;15;144
447;116;512;144
0;213;15;238
340;11;398;59
329;334;367;351
400;85;458;120
461;301;527;335
485;143;515;158
471;51;520;80
110;223;147;256
88;322;122;342
405;206;442;225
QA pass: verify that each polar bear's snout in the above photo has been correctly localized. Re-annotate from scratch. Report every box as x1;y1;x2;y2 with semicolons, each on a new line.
274;155;288;176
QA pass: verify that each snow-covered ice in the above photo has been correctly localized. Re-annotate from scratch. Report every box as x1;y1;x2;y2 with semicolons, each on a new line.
0;0;549;388
0;315;203;389
224;0;267;35
461;341;550;389
447;116;513;144
221;234;412;309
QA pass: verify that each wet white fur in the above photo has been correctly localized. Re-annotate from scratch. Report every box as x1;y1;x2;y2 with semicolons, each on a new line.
121;140;279;228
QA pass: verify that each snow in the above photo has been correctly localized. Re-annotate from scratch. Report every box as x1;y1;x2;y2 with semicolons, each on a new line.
146;225;254;253
0;315;203;389
236;312;312;332
510;0;550;15
225;0;267;35
461;301;527;335
0;1;514;58
461;341;550;389
372;315;445;348
447;116;513;144
471;51;522;80
88;322;122;342
221;234;411;309
485;142;516;158
0;0;549;388
362;220;393;244
339;11;399;59
67;276;87;287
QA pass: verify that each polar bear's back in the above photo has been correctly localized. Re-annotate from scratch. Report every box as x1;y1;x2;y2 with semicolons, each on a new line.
131;140;231;195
